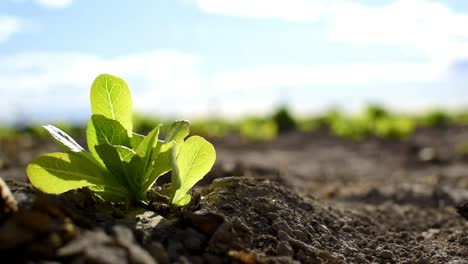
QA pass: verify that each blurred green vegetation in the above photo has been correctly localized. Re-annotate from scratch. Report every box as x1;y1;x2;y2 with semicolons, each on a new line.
418;109;451;128
240;117;277;141
1;105;467;142
272;105;297;133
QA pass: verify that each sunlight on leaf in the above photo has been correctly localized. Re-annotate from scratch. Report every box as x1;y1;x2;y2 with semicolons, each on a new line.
90;74;133;136
170;136;216;205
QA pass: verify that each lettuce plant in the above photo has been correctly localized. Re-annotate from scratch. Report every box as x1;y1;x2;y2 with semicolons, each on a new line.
26;74;216;206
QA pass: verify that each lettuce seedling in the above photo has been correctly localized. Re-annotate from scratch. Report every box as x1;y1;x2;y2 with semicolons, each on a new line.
26;74;216;206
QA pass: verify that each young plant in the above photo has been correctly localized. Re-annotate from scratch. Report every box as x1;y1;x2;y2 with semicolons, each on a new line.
26;74;216;206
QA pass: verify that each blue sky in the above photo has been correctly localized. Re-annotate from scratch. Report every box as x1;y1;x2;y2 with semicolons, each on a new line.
1;0;468;124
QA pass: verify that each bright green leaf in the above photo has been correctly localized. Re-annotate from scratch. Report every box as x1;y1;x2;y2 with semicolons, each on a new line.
142;121;191;191
87;115;130;163
142;141;173;192
161;120;190;157
26;152;121;195
90;74;133;136
42;125;101;166
95;144;126;183
114;145;144;194
165;120;190;143
177;194;191;206
95;144;142;197
135;125;162;191
136;125;161;160
170;136;216;205
114;145;136;162
131;132;145;149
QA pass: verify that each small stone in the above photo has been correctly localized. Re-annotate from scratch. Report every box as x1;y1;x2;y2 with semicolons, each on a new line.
276;241;294;257
421;229;440;239
379;250;394;259
419;147;437;162
272;220;294;237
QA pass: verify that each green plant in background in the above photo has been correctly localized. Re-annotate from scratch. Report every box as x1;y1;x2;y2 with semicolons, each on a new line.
330;115;370;140
374;116;415;140
26;74;216;206
0;126;14;140
453;110;468;124
240;117;277;141
296;117;322;132
324;105;416;140
362;104;388;132
271;105;297;133
191;118;238;138
420;109;451;128
363;104;389;122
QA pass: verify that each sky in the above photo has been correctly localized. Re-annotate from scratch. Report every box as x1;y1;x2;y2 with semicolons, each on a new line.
0;0;468;124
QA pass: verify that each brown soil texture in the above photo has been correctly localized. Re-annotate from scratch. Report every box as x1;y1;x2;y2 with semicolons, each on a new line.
0;126;467;263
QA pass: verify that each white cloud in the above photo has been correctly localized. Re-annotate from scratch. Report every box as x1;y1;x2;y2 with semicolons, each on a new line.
10;0;72;8
328;0;468;65
35;0;72;8
0;50;206;123
0;50;200;93
194;0;332;22
194;0;468;65
0;16;22;43
212;62;446;91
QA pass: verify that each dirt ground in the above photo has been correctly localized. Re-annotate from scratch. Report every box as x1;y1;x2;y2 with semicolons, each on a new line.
0;126;467;263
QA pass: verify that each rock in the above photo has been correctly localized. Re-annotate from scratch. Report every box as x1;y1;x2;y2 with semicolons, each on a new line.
276;241;294;257
379;250;394;259
59;228;156;264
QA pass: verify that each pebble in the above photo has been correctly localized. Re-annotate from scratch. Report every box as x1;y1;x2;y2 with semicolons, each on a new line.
379;250;394;259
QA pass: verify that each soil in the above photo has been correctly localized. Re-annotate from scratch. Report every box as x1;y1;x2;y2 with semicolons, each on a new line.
0;126;467;263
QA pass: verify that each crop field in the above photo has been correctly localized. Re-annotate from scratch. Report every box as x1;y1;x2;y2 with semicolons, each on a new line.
1;94;467;263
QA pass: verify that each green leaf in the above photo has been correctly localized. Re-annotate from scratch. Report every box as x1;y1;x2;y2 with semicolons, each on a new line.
141;141;172;192
42;124;103;170
177;194;191;206
95;144;142;198
136;125;161;160
170;136;216;205
161;120;190;157
94;144;126;183
165;120;190;143
131;132;145;149
113;145;144;193
87;115;130;164
126;155;145;200
142;120;191;192
113;145;143;188
26;152;123;195
90;74;133;136
114;145;136;162
134;125;162;192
